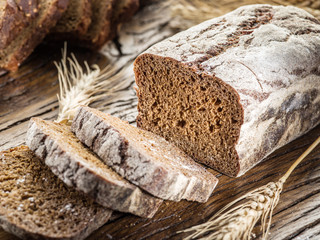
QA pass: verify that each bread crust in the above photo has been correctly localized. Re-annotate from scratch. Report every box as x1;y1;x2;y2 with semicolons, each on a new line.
0;146;112;240
26;118;162;218
50;0;92;38
72;106;218;202
134;4;320;176
0;0;39;49
0;0;69;71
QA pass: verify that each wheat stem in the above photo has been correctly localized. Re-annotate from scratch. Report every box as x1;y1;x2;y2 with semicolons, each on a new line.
280;135;320;182
181;135;320;239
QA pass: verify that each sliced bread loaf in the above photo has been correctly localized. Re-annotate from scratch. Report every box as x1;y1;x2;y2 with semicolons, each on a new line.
134;4;320;177
51;0;92;37
71;106;218;202
26;118;162;218
0;145;112;240
0;0;69;71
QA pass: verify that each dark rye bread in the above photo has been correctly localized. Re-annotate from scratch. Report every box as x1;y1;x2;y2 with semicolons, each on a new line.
134;4;320;177
78;0;139;49
26;118;162;218
78;0;115;49
0;146;112;240
72;106;218;202
113;0;139;24
108;0;139;44
51;0;92;37
0;0;38;49
0;0;69;71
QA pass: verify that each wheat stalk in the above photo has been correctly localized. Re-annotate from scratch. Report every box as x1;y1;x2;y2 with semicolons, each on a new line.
181;136;320;240
55;43;132;123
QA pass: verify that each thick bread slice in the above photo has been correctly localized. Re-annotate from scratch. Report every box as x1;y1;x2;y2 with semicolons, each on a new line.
71;106;218;202
0;0;38;49
79;0;115;49
51;0;92;37
26;118;162;218
0;0;69;71
134;4;320;177
108;0;139;42
113;0;139;24
0;145;111;240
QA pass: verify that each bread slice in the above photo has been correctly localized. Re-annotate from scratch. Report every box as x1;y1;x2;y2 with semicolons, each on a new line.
0;145;112;240
51;0;92;37
79;0;115;49
113;0;139;24
133;4;320;177
0;0;38;50
108;0;139;42
0;0;69;71
26;118;162;218
49;0;139;49
71;106;218;202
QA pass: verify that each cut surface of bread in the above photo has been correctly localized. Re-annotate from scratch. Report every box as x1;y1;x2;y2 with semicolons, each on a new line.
0;0;69;71
0;145;112;240
134;4;320;177
51;0;91;37
72;106;218;202
26;118;162;218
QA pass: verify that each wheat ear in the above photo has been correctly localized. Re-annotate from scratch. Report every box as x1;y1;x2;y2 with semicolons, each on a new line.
181;136;320;240
55;43;130;123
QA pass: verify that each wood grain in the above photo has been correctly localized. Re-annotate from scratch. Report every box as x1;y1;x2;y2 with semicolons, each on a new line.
0;1;320;239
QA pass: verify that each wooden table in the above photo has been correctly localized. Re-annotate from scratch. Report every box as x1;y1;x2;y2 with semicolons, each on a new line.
1;1;320;239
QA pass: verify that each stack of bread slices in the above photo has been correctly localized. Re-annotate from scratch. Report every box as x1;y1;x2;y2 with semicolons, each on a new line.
0;106;218;239
0;0;140;71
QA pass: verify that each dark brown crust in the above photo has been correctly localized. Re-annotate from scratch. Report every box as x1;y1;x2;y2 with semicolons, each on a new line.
78;0;139;50
76;0;116;50
1;0;69;71
114;0;139;23
107;0;139;45
49;0;92;39
0;0;39;49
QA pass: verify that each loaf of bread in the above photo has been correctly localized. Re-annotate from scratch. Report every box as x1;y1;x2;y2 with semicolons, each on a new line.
0;146;112;240
26;117;162;218
0;0;140;71
134;4;320;177
72;106;218;202
0;0;69;71
51;0;92;38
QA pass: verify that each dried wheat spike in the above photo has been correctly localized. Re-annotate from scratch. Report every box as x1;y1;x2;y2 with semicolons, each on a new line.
181;136;320;240
55;43;130;123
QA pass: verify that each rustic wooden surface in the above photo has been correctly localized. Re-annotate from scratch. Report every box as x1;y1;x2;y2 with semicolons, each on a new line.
1;1;320;239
